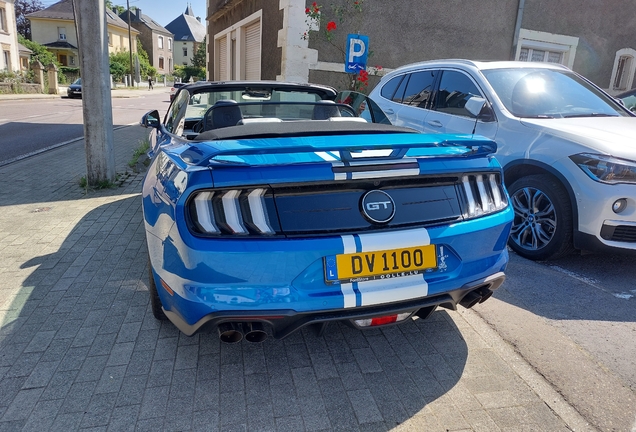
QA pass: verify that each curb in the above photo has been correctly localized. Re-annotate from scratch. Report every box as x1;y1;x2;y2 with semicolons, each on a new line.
459;307;596;432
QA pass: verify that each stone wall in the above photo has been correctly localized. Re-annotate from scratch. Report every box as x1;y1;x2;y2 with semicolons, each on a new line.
0;83;43;94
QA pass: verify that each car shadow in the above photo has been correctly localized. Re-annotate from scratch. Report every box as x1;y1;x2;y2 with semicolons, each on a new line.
492;252;636;323
0;195;469;430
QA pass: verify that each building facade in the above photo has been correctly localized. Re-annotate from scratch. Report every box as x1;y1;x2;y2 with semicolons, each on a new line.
120;8;173;76
0;0;20;72
27;0;138;68
165;5;206;67
207;0;636;94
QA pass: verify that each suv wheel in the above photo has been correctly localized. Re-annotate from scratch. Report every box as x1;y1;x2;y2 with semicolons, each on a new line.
508;174;574;260
148;257;168;320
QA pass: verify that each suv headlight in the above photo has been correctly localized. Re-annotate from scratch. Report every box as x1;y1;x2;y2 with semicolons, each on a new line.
569;153;636;184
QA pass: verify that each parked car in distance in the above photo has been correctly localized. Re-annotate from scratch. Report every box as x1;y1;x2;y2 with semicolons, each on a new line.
139;80;513;341
616;88;636;112
368;60;636;260
169;82;186;101
67;78;82;98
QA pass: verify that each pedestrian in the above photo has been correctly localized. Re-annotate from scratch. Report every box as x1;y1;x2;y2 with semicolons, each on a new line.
148;76;153;90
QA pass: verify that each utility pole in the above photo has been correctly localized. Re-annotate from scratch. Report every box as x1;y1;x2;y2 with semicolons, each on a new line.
72;0;115;186
126;0;134;85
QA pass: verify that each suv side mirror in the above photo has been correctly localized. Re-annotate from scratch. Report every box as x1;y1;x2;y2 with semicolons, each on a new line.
465;96;495;122
141;110;161;129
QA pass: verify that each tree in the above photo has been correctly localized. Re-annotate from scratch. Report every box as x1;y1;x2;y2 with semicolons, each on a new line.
15;0;45;39
18;35;58;67
191;37;206;69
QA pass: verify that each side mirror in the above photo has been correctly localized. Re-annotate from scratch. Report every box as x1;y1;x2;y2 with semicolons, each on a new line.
465;96;495;122
141;110;161;129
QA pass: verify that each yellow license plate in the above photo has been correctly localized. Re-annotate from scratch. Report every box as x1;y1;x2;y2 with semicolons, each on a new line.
324;245;437;283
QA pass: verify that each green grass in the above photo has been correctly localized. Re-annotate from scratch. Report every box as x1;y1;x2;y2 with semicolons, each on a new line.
128;139;151;168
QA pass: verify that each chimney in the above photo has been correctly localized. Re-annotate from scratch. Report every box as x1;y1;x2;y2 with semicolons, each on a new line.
112;7;118;14
136;8;141;20
196;16;201;22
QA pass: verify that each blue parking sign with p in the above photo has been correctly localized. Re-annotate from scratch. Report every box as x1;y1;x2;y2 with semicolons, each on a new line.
345;34;369;74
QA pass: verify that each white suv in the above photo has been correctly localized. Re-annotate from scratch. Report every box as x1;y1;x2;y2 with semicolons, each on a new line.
367;60;636;260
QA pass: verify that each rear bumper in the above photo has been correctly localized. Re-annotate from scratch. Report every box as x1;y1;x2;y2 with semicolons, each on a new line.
164;272;506;337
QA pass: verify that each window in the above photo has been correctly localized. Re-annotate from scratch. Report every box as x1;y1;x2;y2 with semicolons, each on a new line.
159;57;164;69
0;7;7;32
168;38;172;51
58;27;67;41
379;75;404;101
108;33;112;46
515;29;578;69
433;70;483;118
403;70;438;108
158;36;163;49
183;47;188;57
610;49;636;92
214;11;262;80
3;50;10;71
70;56;75;65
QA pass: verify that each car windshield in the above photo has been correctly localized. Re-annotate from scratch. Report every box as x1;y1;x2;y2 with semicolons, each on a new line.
481;68;628;118
73;78;81;85
184;88;326;120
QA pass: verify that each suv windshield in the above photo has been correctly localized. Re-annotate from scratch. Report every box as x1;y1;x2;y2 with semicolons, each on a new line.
482;68;628;118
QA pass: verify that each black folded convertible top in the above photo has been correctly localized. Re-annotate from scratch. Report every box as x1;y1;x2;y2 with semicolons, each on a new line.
193;121;418;141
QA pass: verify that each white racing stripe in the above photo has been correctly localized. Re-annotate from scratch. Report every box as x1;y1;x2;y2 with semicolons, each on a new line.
351;168;420;179
338;229;432;308
357;274;428;307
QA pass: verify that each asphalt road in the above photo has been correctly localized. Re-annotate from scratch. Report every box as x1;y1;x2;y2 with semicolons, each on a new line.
0;90;171;165
475;250;636;432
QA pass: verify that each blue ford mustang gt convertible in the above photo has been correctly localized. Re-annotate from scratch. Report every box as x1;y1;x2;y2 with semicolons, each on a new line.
140;81;513;342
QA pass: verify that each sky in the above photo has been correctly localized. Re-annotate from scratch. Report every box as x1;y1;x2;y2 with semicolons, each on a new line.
39;0;207;28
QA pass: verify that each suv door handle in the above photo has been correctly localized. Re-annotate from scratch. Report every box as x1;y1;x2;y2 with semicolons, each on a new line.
427;120;443;128
384;108;394;115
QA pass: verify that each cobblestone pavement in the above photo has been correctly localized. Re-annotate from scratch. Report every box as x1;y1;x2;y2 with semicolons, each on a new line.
0;125;595;431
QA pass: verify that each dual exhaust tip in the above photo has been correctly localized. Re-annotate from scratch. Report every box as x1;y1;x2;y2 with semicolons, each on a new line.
459;287;494;309
218;322;268;344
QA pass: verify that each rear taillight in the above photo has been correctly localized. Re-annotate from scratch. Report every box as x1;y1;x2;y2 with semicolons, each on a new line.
461;173;508;219
188;188;276;236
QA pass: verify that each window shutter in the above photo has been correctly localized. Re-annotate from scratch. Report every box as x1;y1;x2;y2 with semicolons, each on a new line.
218;36;227;80
244;21;261;80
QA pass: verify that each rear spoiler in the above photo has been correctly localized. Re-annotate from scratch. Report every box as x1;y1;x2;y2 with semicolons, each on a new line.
179;132;498;166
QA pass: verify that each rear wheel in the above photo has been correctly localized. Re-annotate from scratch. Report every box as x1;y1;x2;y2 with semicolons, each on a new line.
507;174;574;260
148;257;168;320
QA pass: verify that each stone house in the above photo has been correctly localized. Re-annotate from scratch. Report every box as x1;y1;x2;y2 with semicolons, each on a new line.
120;8;174;76
206;0;636;95
0;0;20;72
165;5;206;67
27;0;139;68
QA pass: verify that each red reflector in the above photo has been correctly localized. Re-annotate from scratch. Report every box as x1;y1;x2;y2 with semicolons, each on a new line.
370;315;398;326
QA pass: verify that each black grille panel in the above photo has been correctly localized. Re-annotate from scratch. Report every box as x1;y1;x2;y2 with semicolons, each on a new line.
273;177;463;235
600;224;636;242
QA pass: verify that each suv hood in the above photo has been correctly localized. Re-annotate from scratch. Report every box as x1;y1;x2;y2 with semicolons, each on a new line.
520;117;636;159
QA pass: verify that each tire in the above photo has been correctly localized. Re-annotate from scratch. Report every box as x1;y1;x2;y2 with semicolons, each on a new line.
507;174;574;260
148;257;168;320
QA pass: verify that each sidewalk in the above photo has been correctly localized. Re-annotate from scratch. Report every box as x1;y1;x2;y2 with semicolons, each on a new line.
0;84;170;102
0;126;594;431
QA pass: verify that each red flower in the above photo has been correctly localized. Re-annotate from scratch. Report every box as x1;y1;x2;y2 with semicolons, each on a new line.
305;7;310;13
312;2;317;6
326;21;337;31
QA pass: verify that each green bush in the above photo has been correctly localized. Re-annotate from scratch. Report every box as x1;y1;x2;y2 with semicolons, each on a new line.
173;64;205;83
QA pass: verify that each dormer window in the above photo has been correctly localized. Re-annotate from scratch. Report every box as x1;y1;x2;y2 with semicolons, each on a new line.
58;27;67;41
